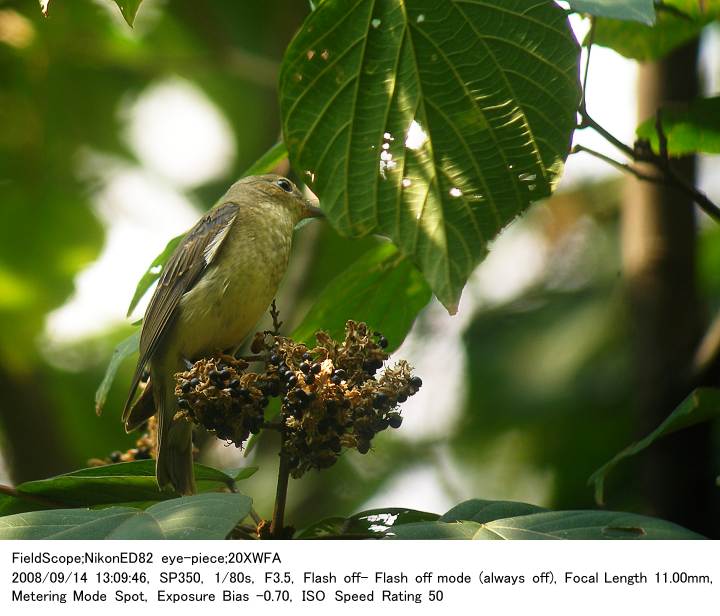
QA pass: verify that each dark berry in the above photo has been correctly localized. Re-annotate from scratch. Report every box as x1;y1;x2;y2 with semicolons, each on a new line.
331;375;342;385
287;374;298;388
334;369;347;379
219;368;231;380
317;418;330;434
178;398;190;410
311;363;322;374
190;378;200;388
328;437;341;453
300;362;311;374
269;354;281;365
378;336;388;349
397;392;408;403
110;451;122;463
305;373;315;385
409;376;423;389
357;440;370;454
135;447;151;460
228;378;240;389
259;397;269;408
209;369;221;382
373;393;388;409
302;352;312;361
388;414;403;429
238;388;251;400
180;380;191;393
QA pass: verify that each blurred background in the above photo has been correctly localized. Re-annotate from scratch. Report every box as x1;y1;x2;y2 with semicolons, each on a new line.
1;1;718;536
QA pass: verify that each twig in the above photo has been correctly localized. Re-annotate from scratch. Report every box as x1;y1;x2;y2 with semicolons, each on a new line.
269;300;283;335
269;452;291;539
579;17;596;112
571;145;665;184
576;108;720;222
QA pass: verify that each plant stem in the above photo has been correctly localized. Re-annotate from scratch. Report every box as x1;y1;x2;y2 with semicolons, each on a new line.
270;452;291;539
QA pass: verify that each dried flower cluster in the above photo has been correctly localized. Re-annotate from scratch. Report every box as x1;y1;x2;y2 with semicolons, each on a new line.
89;418;157;466
173;321;421;477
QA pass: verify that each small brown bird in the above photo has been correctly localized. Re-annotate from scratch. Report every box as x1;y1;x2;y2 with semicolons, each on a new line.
123;174;322;494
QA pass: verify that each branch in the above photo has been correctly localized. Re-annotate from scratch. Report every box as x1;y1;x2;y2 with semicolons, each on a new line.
576;109;720;222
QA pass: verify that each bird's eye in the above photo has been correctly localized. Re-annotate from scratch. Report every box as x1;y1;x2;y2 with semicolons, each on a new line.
276;178;293;193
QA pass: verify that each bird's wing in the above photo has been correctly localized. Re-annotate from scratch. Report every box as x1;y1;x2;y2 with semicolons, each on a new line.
123;202;240;421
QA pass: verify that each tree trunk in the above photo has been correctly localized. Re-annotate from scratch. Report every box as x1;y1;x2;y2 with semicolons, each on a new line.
622;40;719;537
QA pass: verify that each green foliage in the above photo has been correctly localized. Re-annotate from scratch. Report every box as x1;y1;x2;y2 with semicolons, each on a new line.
388;509;704;539
95;329;140;415
0;461;257;515
591;0;719;60
0;493;251;540
280;0;580;312
440;499;546;523
567;0;655;24
296;507;439;538
112;0;144;27
292;242;431;352
636;97;720;156
589;388;720;504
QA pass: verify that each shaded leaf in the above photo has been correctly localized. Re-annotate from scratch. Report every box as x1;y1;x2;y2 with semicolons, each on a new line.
281;0;580;312
568;0;655;24
440;498;545;523
112;0;144;27
591;0;718;60
241;141;288;176
0;461;257;515
637;97;720;156
0;493;252;539
589;387;720;504
389;510;703;539
296;507;438;538
292;242;431;352
95;329;140;415
126;235;183;318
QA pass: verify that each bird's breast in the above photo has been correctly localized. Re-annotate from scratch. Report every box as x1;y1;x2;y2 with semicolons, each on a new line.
173;210;295;359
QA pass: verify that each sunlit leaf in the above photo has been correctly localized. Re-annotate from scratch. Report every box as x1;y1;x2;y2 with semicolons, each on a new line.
281;0;580;312
292;242;431;352
126;236;183;318
637;97;720;156
389;509;704;539
296;507;438;538
589;388;720;504
0;493;252;539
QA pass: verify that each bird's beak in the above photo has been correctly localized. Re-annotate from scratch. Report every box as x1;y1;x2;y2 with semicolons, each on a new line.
304;201;324;219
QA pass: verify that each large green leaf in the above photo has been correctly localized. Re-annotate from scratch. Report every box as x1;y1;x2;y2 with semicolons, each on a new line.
567;0;655;25
0;461;257;515
292;242;431;352
440;498;545;523
0;493;252;540
589;388;720;504
389;510;704;539
636;97;720;156
296;507;438;538
280;0;580;312
591;0;719;61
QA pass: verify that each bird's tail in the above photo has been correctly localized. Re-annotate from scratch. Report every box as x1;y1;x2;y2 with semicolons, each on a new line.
152;360;196;495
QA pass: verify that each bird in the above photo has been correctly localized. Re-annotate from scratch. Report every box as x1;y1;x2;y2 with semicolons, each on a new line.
122;173;323;495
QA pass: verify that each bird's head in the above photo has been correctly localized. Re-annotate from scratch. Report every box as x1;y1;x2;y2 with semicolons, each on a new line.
228;173;323;225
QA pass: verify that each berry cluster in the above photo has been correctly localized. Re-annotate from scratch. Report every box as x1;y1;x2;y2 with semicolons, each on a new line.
171;321;422;477
174;356;269;445
89;419;156;466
